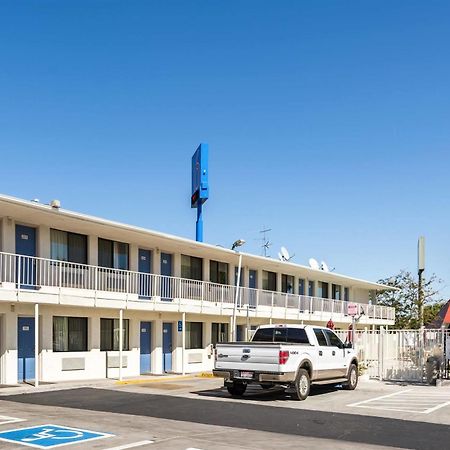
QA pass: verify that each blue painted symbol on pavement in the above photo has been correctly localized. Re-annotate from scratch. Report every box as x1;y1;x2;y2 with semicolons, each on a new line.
0;424;113;448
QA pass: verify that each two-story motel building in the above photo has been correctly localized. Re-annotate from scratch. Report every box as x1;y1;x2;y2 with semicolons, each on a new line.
0;193;395;385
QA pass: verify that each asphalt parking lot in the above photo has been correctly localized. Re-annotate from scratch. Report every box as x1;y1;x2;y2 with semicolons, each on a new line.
0;377;449;450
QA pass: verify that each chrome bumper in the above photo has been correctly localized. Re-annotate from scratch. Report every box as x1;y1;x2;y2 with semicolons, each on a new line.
213;370;295;383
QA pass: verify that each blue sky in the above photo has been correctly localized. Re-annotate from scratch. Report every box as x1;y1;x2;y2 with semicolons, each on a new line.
1;1;449;297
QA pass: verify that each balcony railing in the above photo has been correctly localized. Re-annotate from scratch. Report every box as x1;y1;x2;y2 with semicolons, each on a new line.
0;251;395;321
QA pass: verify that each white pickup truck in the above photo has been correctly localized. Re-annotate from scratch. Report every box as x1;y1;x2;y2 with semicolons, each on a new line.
213;324;358;400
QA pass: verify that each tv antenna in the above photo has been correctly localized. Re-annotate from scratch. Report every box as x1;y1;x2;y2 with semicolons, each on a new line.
308;258;320;270
259;226;272;257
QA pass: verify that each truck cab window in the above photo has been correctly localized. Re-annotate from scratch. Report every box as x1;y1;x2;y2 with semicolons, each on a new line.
313;329;328;346
324;329;344;348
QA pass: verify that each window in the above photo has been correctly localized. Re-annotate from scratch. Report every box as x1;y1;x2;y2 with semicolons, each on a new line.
181;255;203;280
100;318;129;351
344;287;350;301
262;270;277;291
211;323;229;346
298;279;305;296
281;274;294;293
308;280;315;297
186;322;203;349
318;281;329;298
53;317;88;352
324;329;344;348
210;260;229;284
252;327;274;342
98;239;129;270
51;229;87;264
332;284;341;300
252;327;309;344
313;329;328;346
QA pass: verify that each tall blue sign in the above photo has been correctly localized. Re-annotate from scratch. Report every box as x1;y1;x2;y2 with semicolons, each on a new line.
191;143;209;242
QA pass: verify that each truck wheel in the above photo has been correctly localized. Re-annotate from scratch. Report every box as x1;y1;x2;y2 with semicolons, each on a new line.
227;382;247;397
293;368;310;400
343;364;358;390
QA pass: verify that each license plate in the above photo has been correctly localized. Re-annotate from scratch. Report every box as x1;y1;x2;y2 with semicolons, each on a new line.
240;371;254;379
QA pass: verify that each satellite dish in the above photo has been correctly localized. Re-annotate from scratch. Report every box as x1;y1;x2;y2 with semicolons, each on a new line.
321;261;329;272
281;246;290;261
309;258;320;270
278;252;284;261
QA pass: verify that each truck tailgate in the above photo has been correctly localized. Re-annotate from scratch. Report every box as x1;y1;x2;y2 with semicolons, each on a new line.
215;343;283;372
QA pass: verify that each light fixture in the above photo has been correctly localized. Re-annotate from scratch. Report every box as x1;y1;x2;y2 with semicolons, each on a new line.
231;239;246;250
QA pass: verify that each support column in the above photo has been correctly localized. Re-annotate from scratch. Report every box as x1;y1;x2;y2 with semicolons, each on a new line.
0;217;15;253
129;244;138;272
173;253;181;278
119;309;123;381
88;236;98;266
182;312;186;375
2;310;17;385
152;319;163;374
38;226;50;259
152;249;161;275
34;304;39;388
276;273;282;293
293;276;299;295
257;269;263;290
203;259;210;282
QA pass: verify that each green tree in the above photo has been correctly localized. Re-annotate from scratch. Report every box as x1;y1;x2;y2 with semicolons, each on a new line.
376;271;443;329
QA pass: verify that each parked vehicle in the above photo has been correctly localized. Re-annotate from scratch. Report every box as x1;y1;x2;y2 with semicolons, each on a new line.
213;324;358;400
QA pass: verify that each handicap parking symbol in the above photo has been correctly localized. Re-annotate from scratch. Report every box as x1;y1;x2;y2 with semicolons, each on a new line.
0;424;113;448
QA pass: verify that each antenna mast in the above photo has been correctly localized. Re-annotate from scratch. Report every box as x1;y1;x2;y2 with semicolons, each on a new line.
259;226;272;257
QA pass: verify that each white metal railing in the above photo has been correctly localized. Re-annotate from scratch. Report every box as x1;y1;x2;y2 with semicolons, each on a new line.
0;251;395;320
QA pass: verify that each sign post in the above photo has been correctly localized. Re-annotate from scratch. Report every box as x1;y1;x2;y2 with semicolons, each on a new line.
191;144;209;242
347;303;358;348
418;236;425;328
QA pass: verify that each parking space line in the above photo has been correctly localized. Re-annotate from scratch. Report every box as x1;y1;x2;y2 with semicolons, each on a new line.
105;440;154;450
347;389;450;414
0;415;26;425
423;401;450;414
347;389;413;407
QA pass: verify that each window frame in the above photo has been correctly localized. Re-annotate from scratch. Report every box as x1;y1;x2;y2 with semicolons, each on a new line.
100;318;130;351
262;270;277;291
181;255;203;281
53;316;88;352
323;329;344;348
281;274;294;294
50;229;88;264
186;321;203;349
313;328;328;347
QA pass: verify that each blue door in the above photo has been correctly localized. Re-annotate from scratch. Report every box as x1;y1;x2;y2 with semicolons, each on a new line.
160;253;172;277
160;253;173;300
140;322;152;374
163;322;173;372
138;249;152;298
15;225;36;288
18;317;35;382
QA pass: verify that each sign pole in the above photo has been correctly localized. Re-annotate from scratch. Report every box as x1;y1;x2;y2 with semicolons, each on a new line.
418;236;425;328
196;202;203;242
232;253;243;341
